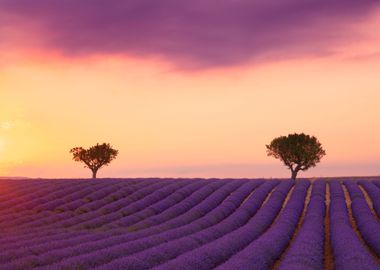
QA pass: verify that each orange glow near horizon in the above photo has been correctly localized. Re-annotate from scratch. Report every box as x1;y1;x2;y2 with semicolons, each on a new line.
1;10;380;179
1;52;380;178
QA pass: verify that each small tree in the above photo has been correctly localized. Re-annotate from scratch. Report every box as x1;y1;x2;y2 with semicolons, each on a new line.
266;133;326;180
70;143;118;179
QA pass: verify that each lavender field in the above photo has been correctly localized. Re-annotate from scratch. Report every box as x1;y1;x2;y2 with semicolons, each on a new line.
0;178;379;270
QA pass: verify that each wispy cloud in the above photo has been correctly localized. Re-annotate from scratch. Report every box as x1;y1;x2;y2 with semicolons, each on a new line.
0;121;14;131
1;0;379;68
0;119;31;131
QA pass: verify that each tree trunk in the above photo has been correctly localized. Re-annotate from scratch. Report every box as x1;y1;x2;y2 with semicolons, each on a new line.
92;169;97;179
291;170;298;180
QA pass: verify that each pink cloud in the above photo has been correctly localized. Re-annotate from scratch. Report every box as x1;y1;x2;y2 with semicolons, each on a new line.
1;1;379;68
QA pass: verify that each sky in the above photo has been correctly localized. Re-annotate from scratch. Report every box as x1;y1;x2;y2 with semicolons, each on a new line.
0;0;380;179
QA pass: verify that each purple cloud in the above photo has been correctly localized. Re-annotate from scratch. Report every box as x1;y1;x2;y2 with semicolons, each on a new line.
1;0;379;68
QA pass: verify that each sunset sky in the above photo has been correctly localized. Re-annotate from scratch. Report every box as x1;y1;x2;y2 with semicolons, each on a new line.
1;1;380;178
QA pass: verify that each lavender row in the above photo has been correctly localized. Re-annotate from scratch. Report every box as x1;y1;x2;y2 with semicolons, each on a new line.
372;180;380;190
0;180;228;261
344;181;380;257
34;179;144;212
277;180;326;270
0;180;186;249
0;180;240;265
214;180;310;270
81;180;202;229
0;180;113;224
123;180;230;231
42;179;207;233
0;178;124;210
0;181;125;228
329;181;379;270
0;179;163;245
7;179;172;230
0;181;76;212
0;179;214;247
53;179;165;214
34;182;106;212
88;180;286;270
0;180;60;205
11;180;266;269
0;179;158;230
0;179;171;214
153;180;306;270
359;180;380;218
79;180;220;230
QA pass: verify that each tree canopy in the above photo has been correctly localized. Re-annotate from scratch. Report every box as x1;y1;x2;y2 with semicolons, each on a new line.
70;143;118;178
266;133;326;180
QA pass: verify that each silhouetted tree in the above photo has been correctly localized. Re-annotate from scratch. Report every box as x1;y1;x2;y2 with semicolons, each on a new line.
70;143;118;178
266;133;326;180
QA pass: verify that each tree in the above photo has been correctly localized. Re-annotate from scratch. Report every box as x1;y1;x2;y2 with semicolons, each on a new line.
70;143;118;179
266;133;326;180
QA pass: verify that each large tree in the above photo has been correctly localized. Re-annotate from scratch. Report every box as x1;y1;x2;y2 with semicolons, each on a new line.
266;133;326;180
70;143;118;179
